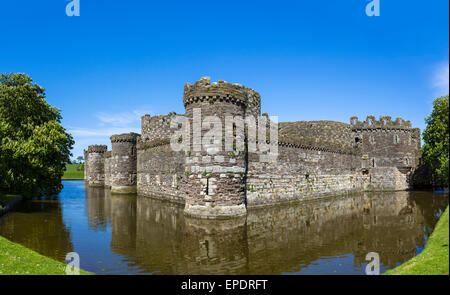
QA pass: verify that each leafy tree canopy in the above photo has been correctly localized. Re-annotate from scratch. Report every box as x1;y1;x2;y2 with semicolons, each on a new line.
422;95;449;187
0;73;74;197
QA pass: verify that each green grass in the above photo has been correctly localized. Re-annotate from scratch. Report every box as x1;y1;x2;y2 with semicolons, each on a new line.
62;163;84;180
385;205;449;275
0;235;93;275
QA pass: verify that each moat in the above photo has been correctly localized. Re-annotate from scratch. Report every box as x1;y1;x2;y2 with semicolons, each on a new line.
0;180;447;275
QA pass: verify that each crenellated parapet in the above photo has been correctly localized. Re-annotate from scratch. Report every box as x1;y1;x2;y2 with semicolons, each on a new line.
278;121;354;154
141;113;178;142
350;116;420;171
111;133;140;143
88;145;108;153
350;116;412;130
183;77;261;116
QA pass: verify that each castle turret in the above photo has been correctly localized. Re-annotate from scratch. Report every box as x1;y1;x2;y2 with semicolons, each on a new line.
87;145;107;187
110;133;140;194
350;116;420;171
182;77;261;219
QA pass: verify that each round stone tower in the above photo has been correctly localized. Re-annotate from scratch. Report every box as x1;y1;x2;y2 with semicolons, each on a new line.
110;133;140;194
87;145;107;187
182;77;261;219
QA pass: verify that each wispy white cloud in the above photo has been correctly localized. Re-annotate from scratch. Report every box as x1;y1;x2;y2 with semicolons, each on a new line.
432;61;449;97
96;110;147;126
68;109;150;159
69;127;141;137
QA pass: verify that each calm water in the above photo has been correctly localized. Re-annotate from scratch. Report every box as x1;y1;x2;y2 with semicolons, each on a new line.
0;180;447;275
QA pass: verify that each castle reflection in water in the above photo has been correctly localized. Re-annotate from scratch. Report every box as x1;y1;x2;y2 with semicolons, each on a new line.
84;185;448;274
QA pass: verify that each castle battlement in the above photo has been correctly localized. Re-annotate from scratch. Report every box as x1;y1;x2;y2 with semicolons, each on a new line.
183;77;261;110
87;145;108;153
350;115;412;130
110;132;140;143
141;113;178;141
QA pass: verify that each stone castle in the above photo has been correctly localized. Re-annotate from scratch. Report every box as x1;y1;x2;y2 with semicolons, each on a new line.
84;77;424;219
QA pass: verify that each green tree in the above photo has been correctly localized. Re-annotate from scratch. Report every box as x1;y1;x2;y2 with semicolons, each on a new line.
76;156;83;164
0;73;74;197
422;95;449;187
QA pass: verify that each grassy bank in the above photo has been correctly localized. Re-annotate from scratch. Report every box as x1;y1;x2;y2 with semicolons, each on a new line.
1;193;92;275
0;235;93;275
385;205;449;275
62;163;84;180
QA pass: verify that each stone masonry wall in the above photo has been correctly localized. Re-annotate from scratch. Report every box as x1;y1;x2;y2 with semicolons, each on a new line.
365;167;411;191
87;145;107;187
182;77;261;218
278;121;354;152
351;116;419;169
137;109;185;202
110;133;140;194
137;142;185;203
141;113;178;141
104;151;112;188
246;145;365;206
83;149;89;181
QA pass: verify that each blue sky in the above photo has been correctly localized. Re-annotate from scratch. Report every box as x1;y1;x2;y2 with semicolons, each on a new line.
0;0;448;159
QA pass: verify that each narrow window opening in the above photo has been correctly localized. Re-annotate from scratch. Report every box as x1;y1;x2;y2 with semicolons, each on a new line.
394;134;399;144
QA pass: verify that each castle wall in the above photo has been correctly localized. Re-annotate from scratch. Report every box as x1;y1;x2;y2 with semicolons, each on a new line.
279;121;353;149
246;145;365;206
137;142;185;203
104;151;112;188
351;116;420;169
141;113;178;141
365;167;410;191
83;149;89;181
137;110;185;202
